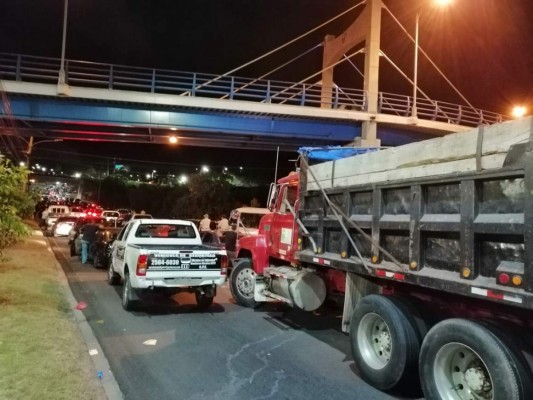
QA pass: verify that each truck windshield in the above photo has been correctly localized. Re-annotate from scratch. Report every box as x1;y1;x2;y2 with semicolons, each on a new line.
134;224;196;239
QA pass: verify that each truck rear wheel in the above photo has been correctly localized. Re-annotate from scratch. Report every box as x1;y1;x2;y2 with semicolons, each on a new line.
420;319;532;400
350;294;422;390
230;258;257;308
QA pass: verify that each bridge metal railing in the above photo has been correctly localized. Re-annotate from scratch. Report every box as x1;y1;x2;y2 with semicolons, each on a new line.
0;53;506;126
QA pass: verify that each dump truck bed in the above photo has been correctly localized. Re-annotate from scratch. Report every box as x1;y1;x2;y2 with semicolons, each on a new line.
298;117;533;309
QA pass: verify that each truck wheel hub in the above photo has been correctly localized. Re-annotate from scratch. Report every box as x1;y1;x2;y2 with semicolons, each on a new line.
236;268;254;297
464;367;490;393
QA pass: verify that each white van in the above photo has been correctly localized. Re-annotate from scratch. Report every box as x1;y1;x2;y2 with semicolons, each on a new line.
43;205;70;230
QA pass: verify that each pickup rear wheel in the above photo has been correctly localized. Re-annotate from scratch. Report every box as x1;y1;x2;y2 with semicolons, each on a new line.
122;272;137;311
350;294;422;390
230;258;257;308
107;262;120;285
195;291;214;309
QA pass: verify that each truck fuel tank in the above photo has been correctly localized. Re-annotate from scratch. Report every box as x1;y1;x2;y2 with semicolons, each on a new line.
265;266;326;311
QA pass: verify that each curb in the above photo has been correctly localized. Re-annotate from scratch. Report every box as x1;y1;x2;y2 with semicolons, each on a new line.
39;230;123;400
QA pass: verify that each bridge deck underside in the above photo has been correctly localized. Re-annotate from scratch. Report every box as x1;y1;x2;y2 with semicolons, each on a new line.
4;94;363;151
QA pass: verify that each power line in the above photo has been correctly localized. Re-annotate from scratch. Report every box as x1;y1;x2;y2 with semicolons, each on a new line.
33;148;293;171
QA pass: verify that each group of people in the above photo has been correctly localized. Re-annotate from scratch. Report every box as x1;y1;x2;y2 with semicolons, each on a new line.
199;214;230;234
199;213;238;258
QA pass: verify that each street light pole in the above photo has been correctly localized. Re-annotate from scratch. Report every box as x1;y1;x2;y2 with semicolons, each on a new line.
58;0;69;86
412;12;420;119
25;137;63;165
412;0;452;118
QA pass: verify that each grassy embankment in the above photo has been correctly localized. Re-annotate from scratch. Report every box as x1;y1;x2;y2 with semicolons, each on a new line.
0;229;105;400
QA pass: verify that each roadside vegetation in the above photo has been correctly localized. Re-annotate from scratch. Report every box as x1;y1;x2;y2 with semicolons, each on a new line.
0;232;105;399
0;156;35;250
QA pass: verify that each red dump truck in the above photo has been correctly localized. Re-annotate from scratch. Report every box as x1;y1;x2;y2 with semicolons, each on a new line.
230;117;533;399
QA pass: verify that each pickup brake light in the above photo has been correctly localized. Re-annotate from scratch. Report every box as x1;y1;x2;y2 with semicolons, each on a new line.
136;254;148;276
221;255;228;276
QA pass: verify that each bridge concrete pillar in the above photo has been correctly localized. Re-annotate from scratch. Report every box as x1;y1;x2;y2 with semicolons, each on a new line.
320;0;382;146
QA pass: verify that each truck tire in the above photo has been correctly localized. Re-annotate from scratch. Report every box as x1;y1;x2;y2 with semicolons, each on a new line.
350;294;421;390
419;318;532;400
70;242;76;257
107;262;120;286
122;272;138;311
195;291;214;309
230;258;257;308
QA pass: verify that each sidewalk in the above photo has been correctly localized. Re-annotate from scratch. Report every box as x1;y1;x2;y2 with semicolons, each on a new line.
0;227;120;400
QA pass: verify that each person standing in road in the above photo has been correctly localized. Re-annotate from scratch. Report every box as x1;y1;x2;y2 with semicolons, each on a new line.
80;222;99;264
217;214;229;236
223;223;238;261
199;214;211;232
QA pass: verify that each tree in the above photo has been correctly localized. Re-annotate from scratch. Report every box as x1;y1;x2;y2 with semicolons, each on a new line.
172;172;234;219
0;156;34;249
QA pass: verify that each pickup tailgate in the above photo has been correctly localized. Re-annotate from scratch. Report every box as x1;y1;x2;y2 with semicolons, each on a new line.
143;248;224;278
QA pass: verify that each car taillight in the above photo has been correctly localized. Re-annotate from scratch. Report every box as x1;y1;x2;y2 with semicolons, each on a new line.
136;254;148;276
221;255;228;269
220;255;228;276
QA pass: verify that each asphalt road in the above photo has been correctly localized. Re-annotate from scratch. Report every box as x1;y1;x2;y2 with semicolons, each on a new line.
49;236;421;400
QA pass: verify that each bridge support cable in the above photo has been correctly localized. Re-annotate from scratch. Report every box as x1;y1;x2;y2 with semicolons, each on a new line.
271;49;365;106
180;1;366;97
382;4;482;120
379;50;459;122
219;43;323;100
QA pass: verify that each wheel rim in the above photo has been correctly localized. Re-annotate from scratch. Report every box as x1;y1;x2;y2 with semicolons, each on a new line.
357;312;392;370
235;267;254;299
433;343;494;400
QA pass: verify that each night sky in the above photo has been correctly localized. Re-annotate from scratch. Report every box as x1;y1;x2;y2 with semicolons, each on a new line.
1;0;532;179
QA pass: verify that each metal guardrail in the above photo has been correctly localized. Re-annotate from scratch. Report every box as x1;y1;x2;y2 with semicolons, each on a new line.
0;53;506;126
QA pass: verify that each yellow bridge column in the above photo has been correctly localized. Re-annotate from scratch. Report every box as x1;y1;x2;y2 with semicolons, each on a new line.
320;0;382;146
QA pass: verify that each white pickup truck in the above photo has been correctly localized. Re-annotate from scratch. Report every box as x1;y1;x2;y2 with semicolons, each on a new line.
108;219;227;311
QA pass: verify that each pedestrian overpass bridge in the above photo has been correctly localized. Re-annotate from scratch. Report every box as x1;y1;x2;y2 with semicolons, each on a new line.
1;53;505;151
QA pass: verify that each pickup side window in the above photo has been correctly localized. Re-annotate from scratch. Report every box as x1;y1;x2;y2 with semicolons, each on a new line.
116;223;132;241
135;224;196;239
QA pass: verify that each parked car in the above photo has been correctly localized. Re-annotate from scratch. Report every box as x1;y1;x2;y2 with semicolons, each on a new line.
117;208;132;220
91;227;121;269
69;217;106;257
131;213;153;220
68;206;86;219
85;205;103;217
51;216;79;237
102;210;122;227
